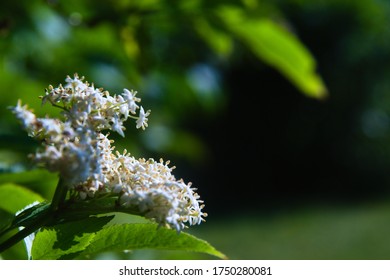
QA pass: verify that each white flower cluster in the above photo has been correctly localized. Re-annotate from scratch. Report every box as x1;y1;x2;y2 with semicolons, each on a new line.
11;74;206;231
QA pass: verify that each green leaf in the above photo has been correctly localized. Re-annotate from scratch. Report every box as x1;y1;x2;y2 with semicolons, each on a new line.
31;215;114;260
0;169;58;200
194;18;233;57
217;6;328;99
0;209;13;233
0;183;44;214
79;223;226;259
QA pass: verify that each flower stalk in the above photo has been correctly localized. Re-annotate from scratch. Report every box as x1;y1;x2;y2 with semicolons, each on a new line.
49;178;68;212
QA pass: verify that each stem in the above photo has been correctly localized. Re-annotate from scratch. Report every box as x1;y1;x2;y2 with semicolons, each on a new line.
47;99;70;112
50;177;68;211
53;196;142;222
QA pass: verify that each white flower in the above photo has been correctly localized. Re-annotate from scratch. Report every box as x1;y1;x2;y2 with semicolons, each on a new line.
136;106;150;130
122;88;140;114
11;74;151;191
65;74;88;91
114;157;206;231
10;100;37;136
111;115;125;137
11;74;205;232
38;118;62;135
116;95;129;119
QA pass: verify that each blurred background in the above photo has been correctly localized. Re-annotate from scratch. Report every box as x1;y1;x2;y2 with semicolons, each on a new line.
2;0;390;259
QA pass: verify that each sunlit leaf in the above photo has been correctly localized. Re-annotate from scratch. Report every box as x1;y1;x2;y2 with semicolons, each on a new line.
0;170;58;200
0;183;44;215
79;223;226;259
31;214;224;259
194;18;233;57
0;209;13;233
217;6;328;99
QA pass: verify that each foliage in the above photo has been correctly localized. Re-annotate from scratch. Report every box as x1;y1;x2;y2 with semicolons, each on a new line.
32;222;226;260
217;5;326;98
0;178;224;260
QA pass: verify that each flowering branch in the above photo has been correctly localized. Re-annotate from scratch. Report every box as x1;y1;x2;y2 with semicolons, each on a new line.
8;74;206;234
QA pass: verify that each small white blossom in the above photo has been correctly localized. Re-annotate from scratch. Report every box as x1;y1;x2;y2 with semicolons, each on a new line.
136;106;150;130
65;74;88;91
38;118;62;135
10;100;37;136
122;88;140;114
116;95;129;119
111;115;125;137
